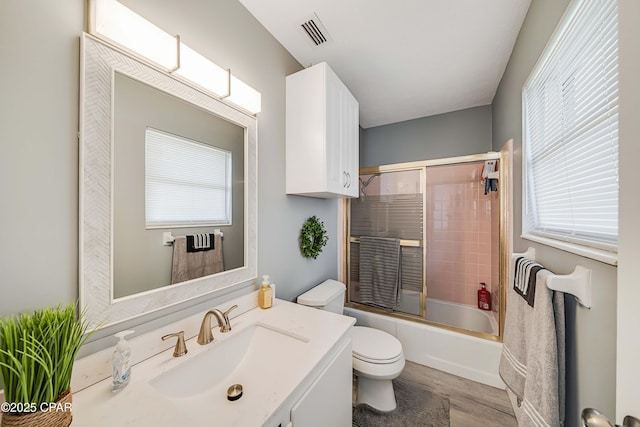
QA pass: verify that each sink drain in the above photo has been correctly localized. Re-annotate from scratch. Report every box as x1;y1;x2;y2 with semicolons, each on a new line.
227;384;243;401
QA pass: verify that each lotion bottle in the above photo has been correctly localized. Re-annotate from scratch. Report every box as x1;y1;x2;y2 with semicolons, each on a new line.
258;275;273;309
112;330;135;392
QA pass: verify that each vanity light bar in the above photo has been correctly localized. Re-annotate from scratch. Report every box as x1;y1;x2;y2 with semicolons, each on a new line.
91;0;177;69
174;42;230;98
167;35;181;74
88;0;261;115
226;75;262;117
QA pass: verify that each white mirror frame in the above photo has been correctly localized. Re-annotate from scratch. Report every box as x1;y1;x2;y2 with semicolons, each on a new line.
79;33;257;329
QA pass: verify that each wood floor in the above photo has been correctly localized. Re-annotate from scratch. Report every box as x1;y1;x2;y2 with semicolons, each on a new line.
399;361;517;427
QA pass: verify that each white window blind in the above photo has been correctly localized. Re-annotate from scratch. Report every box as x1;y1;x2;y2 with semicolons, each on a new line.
523;0;618;251
145;128;231;228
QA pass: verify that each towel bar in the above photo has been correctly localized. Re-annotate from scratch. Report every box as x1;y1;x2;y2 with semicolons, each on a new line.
163;232;176;246
349;236;422;248
513;247;592;308
162;230;224;246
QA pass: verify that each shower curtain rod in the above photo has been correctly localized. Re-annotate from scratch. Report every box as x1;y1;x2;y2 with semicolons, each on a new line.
349;237;423;248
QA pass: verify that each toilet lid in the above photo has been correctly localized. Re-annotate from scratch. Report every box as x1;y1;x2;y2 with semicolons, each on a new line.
352;326;403;363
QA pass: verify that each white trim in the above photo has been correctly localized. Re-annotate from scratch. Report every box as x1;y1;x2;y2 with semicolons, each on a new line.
521;233;617;266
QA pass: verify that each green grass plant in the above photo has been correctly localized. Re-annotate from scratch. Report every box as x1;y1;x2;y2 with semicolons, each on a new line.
0;303;92;409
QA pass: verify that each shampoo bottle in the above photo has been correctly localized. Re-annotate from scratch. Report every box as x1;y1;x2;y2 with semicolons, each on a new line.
258;275;273;309
477;283;491;311
112;330;135;392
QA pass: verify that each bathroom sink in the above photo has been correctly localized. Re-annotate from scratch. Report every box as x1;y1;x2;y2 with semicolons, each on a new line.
149;323;309;400
70;300;357;426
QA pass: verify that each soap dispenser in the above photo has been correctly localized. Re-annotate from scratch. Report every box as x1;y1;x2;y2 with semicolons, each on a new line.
258;275;273;309
112;330;134;392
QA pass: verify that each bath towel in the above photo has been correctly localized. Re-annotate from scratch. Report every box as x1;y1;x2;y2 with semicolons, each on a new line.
500;260;565;427
358;236;401;309
171;233;224;284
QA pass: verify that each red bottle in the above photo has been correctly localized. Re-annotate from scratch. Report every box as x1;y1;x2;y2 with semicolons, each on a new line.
478;283;491;311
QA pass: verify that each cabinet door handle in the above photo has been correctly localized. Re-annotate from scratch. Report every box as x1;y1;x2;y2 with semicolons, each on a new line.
346;172;351;188
343;171;347;188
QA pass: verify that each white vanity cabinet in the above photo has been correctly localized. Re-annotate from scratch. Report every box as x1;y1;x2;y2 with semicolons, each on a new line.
286;62;359;198
290;339;352;426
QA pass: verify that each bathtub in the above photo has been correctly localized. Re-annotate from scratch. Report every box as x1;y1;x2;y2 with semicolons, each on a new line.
426;298;498;335
344;302;505;389
398;291;499;336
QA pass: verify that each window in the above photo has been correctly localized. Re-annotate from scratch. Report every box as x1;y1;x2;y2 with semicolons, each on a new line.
522;0;618;254
145;128;232;228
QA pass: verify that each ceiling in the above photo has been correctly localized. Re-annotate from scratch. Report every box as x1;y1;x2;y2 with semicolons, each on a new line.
238;0;531;128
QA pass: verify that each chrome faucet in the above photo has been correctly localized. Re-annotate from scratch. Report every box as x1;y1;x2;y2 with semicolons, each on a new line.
197;304;238;345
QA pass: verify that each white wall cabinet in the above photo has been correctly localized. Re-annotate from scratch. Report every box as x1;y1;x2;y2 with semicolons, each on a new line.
286;62;359;198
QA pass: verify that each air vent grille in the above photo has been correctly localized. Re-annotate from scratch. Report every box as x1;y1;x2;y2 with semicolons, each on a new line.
299;13;332;47
301;19;326;45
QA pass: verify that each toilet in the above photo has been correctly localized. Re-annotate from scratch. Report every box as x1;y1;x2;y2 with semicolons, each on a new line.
297;279;405;412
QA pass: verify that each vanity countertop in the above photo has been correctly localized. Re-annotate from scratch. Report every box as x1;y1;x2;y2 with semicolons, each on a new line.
70;298;354;426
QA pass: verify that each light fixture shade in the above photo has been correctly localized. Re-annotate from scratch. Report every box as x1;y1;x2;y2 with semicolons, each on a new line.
227;76;262;115
175;44;230;98
92;0;177;70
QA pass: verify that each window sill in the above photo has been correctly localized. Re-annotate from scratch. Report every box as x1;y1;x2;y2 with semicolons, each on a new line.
521;233;618;266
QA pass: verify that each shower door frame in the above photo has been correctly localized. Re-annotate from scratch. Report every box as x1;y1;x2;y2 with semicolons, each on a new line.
345;151;507;343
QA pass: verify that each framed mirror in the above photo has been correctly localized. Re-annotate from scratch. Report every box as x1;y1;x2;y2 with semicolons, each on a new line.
79;33;257;329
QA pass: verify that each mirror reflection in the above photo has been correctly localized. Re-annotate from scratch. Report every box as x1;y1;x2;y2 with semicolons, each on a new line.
113;72;245;299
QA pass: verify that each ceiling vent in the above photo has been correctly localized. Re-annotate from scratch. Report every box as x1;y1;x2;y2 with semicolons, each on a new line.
300;13;332;47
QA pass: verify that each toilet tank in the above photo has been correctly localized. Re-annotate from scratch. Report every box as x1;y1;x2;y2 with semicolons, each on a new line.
296;280;346;314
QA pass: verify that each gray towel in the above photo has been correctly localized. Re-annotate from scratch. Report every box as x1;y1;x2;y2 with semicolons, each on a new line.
358;236;401;309
170;234;225;284
500;261;565;427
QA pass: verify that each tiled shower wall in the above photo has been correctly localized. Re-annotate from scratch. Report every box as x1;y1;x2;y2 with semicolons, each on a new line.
425;162;498;308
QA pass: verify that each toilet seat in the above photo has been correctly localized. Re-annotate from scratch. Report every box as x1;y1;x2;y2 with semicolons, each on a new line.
352;326;403;364
353;352;404;364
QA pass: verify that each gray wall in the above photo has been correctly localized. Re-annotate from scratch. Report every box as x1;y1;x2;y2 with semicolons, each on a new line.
0;0;339;345
360;105;492;167
113;72;245;298
491;0;617;424
1;1;82;312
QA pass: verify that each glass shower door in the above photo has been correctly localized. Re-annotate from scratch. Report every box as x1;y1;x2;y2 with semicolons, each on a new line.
348;168;425;316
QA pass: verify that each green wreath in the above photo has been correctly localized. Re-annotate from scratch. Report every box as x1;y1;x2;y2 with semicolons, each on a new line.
299;216;329;259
